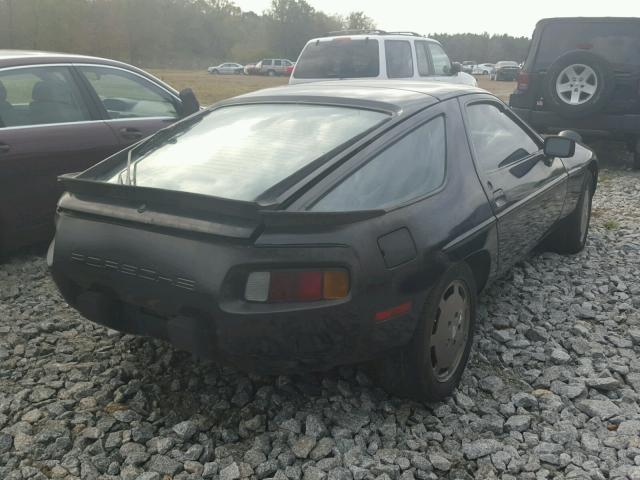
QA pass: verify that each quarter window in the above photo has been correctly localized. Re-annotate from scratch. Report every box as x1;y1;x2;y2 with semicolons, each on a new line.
78;66;177;120
428;44;452;75
0;66;90;128
274;60;282;66
466;103;540;172
385;40;414;78
312;116;446;211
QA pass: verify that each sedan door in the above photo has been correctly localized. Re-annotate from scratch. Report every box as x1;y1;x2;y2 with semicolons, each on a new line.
462;98;567;274
0;64;119;249
75;65;180;148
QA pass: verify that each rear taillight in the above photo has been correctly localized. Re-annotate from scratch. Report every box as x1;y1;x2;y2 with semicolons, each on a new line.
516;71;529;91
244;269;350;303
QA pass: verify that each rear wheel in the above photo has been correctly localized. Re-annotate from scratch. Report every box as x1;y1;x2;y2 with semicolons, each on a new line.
267;70;276;77
546;170;593;254
377;263;476;401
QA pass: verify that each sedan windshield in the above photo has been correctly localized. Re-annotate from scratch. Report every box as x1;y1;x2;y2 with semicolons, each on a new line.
96;104;388;201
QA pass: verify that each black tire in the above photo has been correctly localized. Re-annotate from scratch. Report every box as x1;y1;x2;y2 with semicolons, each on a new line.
377;263;477;401
211;69;219;75
546;170;594;254
267;70;276;77
545;50;615;118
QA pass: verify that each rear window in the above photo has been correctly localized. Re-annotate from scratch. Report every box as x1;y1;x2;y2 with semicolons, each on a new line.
294;39;379;79
536;21;640;69
97;104;388;201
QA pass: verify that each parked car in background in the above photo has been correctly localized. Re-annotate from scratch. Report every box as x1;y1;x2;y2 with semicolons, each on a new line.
472;63;495;75
244;63;258;75
207;63;244;75
285;62;295;76
490;61;520;81
290;30;476;86
510;17;640;168
254;59;294;76
462;61;476;73
0;50;200;256
50;80;597;401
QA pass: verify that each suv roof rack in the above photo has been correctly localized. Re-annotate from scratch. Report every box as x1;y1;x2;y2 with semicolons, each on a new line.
321;29;425;38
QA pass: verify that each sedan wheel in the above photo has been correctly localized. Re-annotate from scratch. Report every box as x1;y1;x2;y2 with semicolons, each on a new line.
545;170;593;254
429;280;470;382
377;263;477;401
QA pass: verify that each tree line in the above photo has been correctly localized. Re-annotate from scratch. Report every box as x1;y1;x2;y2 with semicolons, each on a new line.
0;0;529;69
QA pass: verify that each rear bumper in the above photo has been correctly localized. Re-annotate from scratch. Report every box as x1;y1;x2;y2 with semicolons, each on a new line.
49;213;419;373
510;106;640;138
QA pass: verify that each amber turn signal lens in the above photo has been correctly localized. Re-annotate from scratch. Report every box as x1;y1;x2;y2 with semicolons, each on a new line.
323;270;350;299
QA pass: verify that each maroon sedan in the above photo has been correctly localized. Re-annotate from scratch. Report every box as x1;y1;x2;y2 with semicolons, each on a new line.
0;50;199;256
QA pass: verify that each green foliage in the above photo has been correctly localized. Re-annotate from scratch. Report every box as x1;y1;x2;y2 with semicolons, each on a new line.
429;32;530;63
0;0;528;68
345;11;376;31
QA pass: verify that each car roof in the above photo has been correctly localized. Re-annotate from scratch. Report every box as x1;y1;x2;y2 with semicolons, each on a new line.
0;50;178;95
227;80;485;114
536;17;640;28
307;34;441;44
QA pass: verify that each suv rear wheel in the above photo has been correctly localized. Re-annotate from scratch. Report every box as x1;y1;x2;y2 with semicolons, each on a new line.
545;50;615;118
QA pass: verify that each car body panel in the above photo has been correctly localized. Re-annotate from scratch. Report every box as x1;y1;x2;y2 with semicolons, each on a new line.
49;81;596;373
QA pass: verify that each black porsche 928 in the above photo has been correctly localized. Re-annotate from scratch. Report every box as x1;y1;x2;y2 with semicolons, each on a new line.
49;80;597;401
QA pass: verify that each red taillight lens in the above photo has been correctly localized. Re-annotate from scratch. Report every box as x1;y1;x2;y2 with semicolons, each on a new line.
245;270;350;303
516;71;529;91
270;271;323;302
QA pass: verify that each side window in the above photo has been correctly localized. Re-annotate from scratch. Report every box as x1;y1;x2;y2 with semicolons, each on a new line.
428;44;452;75
415;41;432;76
312;116;446;211
78;66;177;120
274;60;282;66
385;40;414;78
263;60;272;66
0;66;90;128
466;103;540;172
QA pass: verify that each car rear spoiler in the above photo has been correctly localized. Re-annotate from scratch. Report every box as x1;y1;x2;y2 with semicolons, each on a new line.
57;175;384;240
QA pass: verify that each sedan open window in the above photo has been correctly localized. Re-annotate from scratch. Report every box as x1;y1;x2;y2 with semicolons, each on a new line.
311;116;446;211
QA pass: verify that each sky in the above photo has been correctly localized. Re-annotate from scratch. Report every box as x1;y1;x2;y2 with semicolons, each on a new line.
233;0;638;37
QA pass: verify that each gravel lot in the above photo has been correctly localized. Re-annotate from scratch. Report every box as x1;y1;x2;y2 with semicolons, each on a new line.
2;169;640;480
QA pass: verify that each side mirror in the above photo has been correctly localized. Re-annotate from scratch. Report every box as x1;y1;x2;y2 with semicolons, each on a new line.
179;88;200;117
448;62;462;76
544;135;575;158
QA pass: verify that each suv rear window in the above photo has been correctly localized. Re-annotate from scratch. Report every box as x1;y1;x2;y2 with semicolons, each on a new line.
294;39;379;79
536;21;640;70
96;104;388;201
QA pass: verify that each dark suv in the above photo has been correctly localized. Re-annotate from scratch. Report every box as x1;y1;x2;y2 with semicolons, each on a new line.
510;17;640;167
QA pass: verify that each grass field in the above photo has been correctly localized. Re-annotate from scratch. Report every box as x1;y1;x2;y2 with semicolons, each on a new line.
149;69;516;105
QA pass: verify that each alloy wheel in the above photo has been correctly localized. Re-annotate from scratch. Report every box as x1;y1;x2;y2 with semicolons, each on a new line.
556;64;598;105
428;280;471;382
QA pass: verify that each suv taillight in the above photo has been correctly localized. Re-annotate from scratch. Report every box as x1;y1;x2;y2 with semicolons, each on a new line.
516;71;529;92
